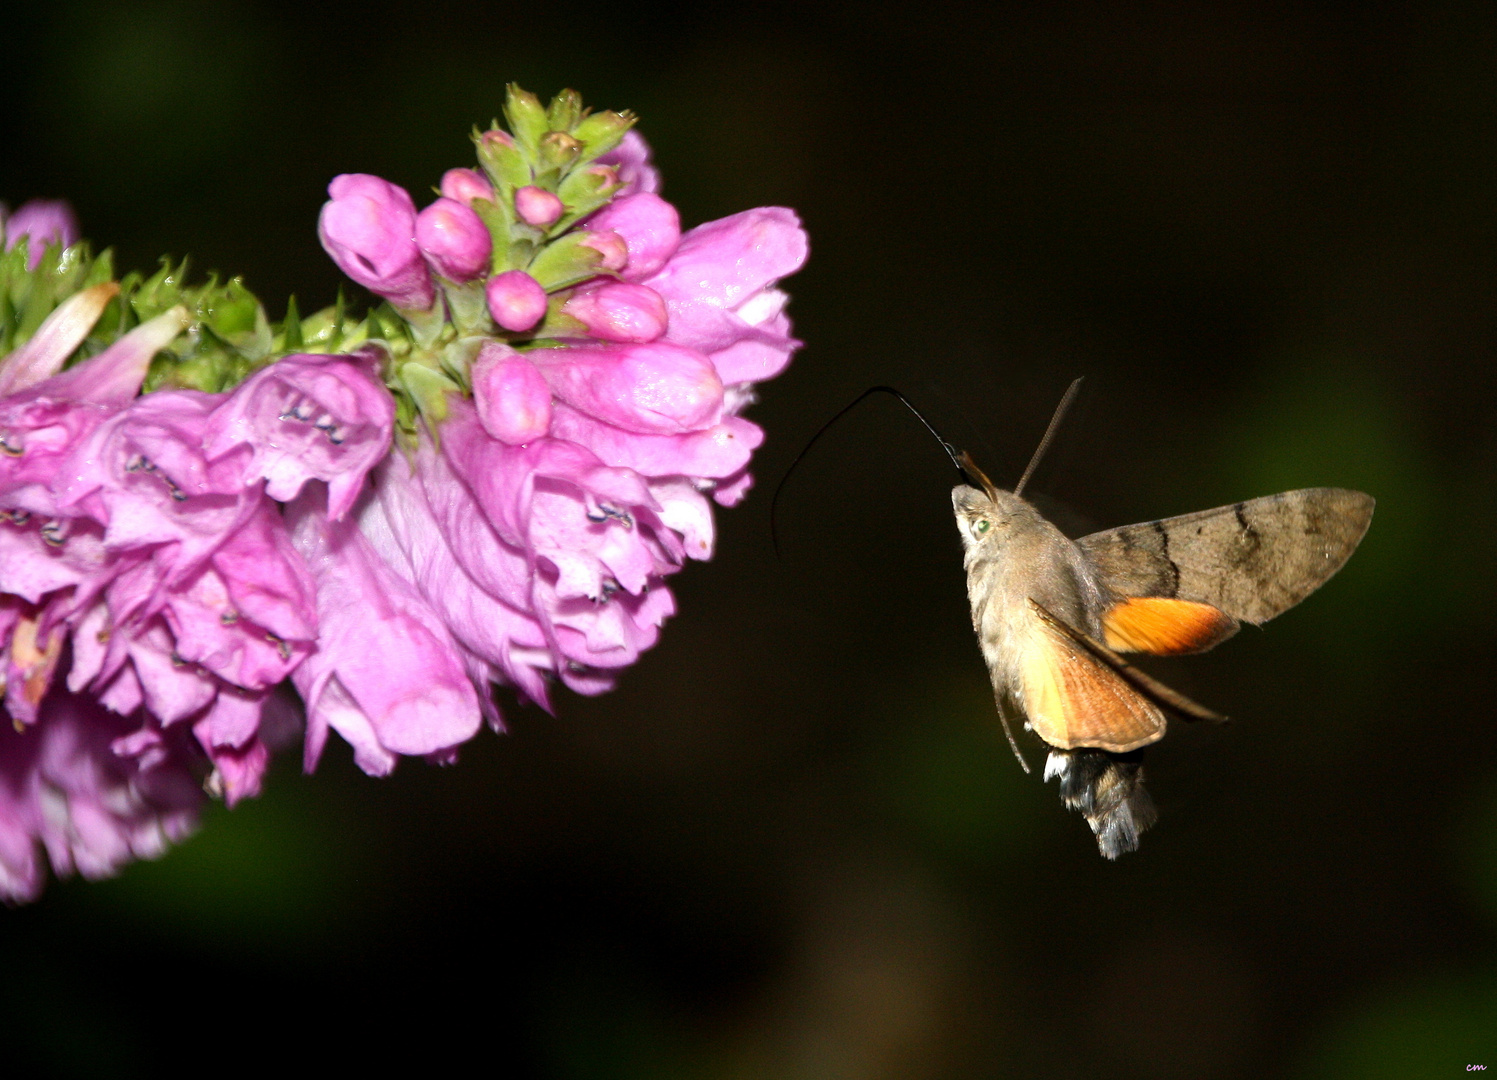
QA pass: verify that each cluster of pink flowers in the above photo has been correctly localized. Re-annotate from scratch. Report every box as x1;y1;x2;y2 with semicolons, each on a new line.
0;92;808;902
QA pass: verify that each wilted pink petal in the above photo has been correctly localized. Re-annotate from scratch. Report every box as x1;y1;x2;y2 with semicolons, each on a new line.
3;199;81;271
594;130;661;196
287;488;481;776
318;174;435;311
529;342;723;435
415;197;493;282
0;283;121;398
0;691;202;903
471;343;551;445
562;282;668;344
486;270;548;332
202;349;394;520
584;194;680;282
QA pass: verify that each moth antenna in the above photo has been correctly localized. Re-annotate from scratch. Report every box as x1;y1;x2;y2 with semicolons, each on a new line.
771;386;987;557
996;696;1032;774
1013;376;1084;498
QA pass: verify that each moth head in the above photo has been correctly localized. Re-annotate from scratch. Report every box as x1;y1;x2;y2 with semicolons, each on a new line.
952;485;1028;548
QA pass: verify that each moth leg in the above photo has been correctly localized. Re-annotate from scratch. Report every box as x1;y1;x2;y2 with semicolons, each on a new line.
1043;747;1157;858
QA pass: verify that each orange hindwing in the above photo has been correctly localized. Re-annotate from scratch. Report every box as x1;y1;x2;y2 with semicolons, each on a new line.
1020;605;1167;754
1102;597;1238;655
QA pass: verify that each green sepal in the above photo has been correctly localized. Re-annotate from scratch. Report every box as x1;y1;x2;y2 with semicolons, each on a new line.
526;231;605;291
471;195;519;272
553;164;622;233
281;296;303;351
475;129;531;192
572;110;636;166
503;84;549;153
546;89;584;134
398;359;460;426
529;289;586;338
442;279;492;337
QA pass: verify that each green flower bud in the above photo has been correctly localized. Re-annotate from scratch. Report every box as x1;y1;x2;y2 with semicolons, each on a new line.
546;89;584;134
503;85;549;153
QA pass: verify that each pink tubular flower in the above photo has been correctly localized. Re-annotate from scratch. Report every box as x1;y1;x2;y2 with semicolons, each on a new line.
583;194;680;281
646;206;808;385
471;343;551;445
287;489;481;777
3;199;81;271
202;348;394;520
0;691;202;903
318;175;435;311
529;341;724;435
415;197;493;282
561;282;668;343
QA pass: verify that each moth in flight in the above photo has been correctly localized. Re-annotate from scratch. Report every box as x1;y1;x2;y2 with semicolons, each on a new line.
777;381;1374;857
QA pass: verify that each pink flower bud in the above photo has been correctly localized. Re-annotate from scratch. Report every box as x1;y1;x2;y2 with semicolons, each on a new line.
579;230;629;272
317;174;435;311
485;270;548;332
562;282;668;343
470;343;552;444
481;129;515;151
415;197;493;282
439;167;495;205
3;199;81;271
585;194;680;281
515;186;564;228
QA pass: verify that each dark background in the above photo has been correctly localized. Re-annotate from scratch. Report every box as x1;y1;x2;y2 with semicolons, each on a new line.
3;2;1496;1076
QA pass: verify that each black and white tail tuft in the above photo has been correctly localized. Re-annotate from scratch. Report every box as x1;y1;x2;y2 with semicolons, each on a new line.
1044;748;1158;859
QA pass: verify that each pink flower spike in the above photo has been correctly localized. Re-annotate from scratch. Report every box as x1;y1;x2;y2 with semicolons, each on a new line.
562;282;668;343
0;282;120;397
3;199;81;270
515;186;565;228
287;490;482;776
584;194;680;281
203;349;395;519
415;197;492;283
530;342;724;435
486;270;548;332
318;174;435;311
439;167;495;206
471;343;552;445
579;230;629;272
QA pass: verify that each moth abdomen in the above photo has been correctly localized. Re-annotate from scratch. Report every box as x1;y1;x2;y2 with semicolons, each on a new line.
1044;748;1157;859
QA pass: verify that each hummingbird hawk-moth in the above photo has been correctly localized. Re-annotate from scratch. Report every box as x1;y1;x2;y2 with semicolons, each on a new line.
776;381;1374;858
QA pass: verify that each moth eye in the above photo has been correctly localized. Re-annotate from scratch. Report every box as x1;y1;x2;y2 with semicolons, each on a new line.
975;519;991;534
